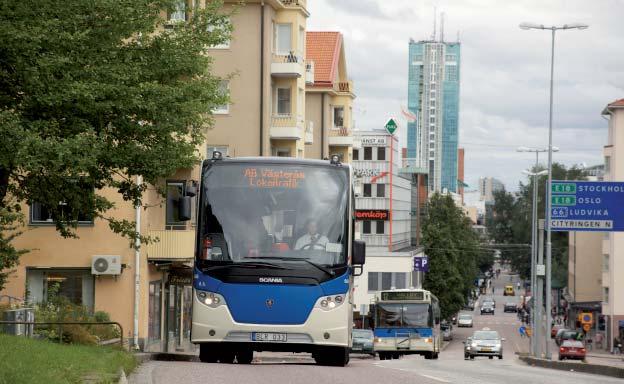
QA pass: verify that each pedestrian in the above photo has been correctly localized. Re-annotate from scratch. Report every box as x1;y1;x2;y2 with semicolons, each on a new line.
614;337;622;355
519;324;527;338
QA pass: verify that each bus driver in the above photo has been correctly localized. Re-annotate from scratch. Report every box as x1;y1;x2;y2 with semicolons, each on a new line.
295;220;328;250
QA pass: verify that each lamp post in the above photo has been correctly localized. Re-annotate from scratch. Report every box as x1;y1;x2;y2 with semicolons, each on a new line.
522;167;549;357
519;22;588;359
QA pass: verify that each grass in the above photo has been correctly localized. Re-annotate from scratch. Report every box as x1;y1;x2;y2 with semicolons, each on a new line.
0;333;136;384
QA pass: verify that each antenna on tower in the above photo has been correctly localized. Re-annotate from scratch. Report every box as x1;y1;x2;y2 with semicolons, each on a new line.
440;12;445;43
457;30;461;42
431;6;437;41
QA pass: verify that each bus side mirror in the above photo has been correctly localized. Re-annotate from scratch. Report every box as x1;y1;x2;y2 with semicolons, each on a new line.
353;240;365;265
178;196;192;221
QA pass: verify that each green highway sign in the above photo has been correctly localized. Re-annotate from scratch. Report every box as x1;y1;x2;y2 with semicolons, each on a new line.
385;118;398;135
552;195;576;206
552;182;576;194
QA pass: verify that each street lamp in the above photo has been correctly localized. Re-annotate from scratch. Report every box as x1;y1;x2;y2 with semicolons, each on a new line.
519;21;588;360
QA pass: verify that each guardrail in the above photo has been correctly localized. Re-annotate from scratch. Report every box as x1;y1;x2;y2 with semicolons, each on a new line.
0;320;125;350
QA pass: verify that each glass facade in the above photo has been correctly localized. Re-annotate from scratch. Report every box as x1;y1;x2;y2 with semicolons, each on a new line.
407;40;460;193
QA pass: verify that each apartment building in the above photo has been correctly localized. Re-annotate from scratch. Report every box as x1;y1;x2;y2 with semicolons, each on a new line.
478;177;504;202
2;0;314;353
600;99;624;350
304;31;356;162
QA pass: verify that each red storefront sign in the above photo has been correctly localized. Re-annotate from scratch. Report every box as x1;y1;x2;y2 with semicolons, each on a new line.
355;209;389;221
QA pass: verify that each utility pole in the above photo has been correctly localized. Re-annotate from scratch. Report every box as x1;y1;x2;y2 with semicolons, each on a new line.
536;219;545;358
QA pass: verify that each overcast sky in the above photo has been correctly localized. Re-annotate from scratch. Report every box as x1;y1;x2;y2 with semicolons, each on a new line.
307;0;624;194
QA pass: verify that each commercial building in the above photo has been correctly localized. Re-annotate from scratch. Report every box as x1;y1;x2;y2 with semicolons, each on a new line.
305;32;356;163
600;99;624;350
478;177;504;202
352;130;423;327
1;0;356;353
406;37;461;193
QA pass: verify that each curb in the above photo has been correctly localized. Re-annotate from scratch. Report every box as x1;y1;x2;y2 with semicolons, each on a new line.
519;356;624;379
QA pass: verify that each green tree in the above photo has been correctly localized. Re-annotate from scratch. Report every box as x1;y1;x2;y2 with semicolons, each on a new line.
422;193;482;319
0;0;231;290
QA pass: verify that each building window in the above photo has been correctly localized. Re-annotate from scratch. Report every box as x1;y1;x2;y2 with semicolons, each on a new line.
148;281;162;343
605;156;611;172
446;66;458;81
381;272;392;290
376;184;385;198
368;272;378;292
275;23;292;54
445;54;456;61
353;149;359;160
376;220;385;234
364;147;373;160
363;183;372;197
207;145;228;159
429;116;435;123
30;185;95;226
276;87;291;115
603;287;609;304
213;80;229;114
377;147;386;161
207;17;231;49
395;273;406;289
166;181;187;230
167;0;186;22
333;106;345;128
362;221;371;234
430;100;435;107
603;254;609;272
26;268;94;311
430;142;435;149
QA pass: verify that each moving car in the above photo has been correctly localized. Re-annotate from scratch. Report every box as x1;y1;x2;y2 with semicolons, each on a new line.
464;328;505;360
559;340;586;361
504;285;515;296
503;302;517;313
482;297;496;308
351;329;375;356
441;322;453;341
555;330;581;346
551;324;565;338
458;313;474;328
480;303;495;315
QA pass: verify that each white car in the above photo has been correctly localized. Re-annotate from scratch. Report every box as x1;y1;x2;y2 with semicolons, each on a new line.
457;313;474;328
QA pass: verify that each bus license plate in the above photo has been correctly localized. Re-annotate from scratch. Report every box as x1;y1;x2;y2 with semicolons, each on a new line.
252;332;287;342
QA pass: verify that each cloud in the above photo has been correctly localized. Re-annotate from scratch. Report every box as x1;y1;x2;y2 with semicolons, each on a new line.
307;0;622;192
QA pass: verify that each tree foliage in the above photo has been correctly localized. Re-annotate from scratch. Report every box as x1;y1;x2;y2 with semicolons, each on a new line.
422;193;486;319
0;0;231;290
487;163;587;285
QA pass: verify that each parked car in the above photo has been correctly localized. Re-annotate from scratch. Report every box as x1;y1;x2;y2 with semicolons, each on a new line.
458;313;474;328
463;328;505;360
551;324;566;338
556;330;581;346
441;322;453;341
503;302;517;313
351;329;375;356
480;303;495;315
559;340;586;361
464;300;475;311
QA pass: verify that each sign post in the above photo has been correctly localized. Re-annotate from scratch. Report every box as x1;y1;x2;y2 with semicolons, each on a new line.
384;118;398;252
550;181;624;231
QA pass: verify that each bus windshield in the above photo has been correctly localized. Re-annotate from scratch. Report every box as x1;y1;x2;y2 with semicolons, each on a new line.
198;162;349;267
376;303;431;328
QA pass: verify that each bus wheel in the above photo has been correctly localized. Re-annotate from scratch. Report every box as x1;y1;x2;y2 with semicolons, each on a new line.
424;352;433;360
236;350;253;364
314;347;349;366
199;344;218;363
392;353;400;359
432;352;439;360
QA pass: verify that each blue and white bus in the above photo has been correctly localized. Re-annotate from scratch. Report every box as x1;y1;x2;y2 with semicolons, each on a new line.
179;154;365;366
373;288;441;360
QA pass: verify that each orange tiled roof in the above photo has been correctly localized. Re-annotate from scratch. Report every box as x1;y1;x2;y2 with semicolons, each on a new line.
306;32;342;87
608;99;624;107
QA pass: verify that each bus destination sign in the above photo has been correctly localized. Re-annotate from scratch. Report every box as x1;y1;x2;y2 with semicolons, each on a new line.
381;291;424;301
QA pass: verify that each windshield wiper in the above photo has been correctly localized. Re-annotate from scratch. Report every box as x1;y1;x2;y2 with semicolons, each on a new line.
204;262;291;271
248;256;336;277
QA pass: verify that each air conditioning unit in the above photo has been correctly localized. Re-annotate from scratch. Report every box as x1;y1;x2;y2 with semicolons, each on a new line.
91;255;122;275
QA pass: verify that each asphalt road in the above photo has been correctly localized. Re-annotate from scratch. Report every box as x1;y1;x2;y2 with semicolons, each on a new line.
128;267;621;384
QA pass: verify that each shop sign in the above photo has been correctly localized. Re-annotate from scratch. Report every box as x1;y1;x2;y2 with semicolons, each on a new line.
354;169;381;177
168;270;192;285
355;209;389;221
361;137;386;146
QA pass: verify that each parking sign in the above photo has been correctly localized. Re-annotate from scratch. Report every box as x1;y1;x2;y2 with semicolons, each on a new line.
413;256;429;272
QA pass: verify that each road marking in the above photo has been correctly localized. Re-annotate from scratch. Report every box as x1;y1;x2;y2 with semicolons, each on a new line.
419;374;451;383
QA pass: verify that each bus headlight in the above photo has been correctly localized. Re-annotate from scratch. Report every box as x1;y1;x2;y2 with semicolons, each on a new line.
195;290;226;308
315;295;346;311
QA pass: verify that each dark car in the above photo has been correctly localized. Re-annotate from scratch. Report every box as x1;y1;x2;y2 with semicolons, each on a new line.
480;303;495;315
482;297;495;308
503;303;517;313
351;329;375;356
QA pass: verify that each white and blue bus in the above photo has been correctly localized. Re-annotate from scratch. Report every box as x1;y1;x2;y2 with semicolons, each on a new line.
178;154;365;366
373;289;441;360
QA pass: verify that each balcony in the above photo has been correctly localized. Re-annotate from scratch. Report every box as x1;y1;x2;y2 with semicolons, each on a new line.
328;127;353;146
305;121;313;144
336;80;354;95
270;114;304;140
271;52;304;78
145;230;195;261
400;158;429;174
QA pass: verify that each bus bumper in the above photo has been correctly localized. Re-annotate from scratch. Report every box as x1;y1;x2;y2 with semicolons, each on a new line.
191;293;350;349
374;337;436;353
